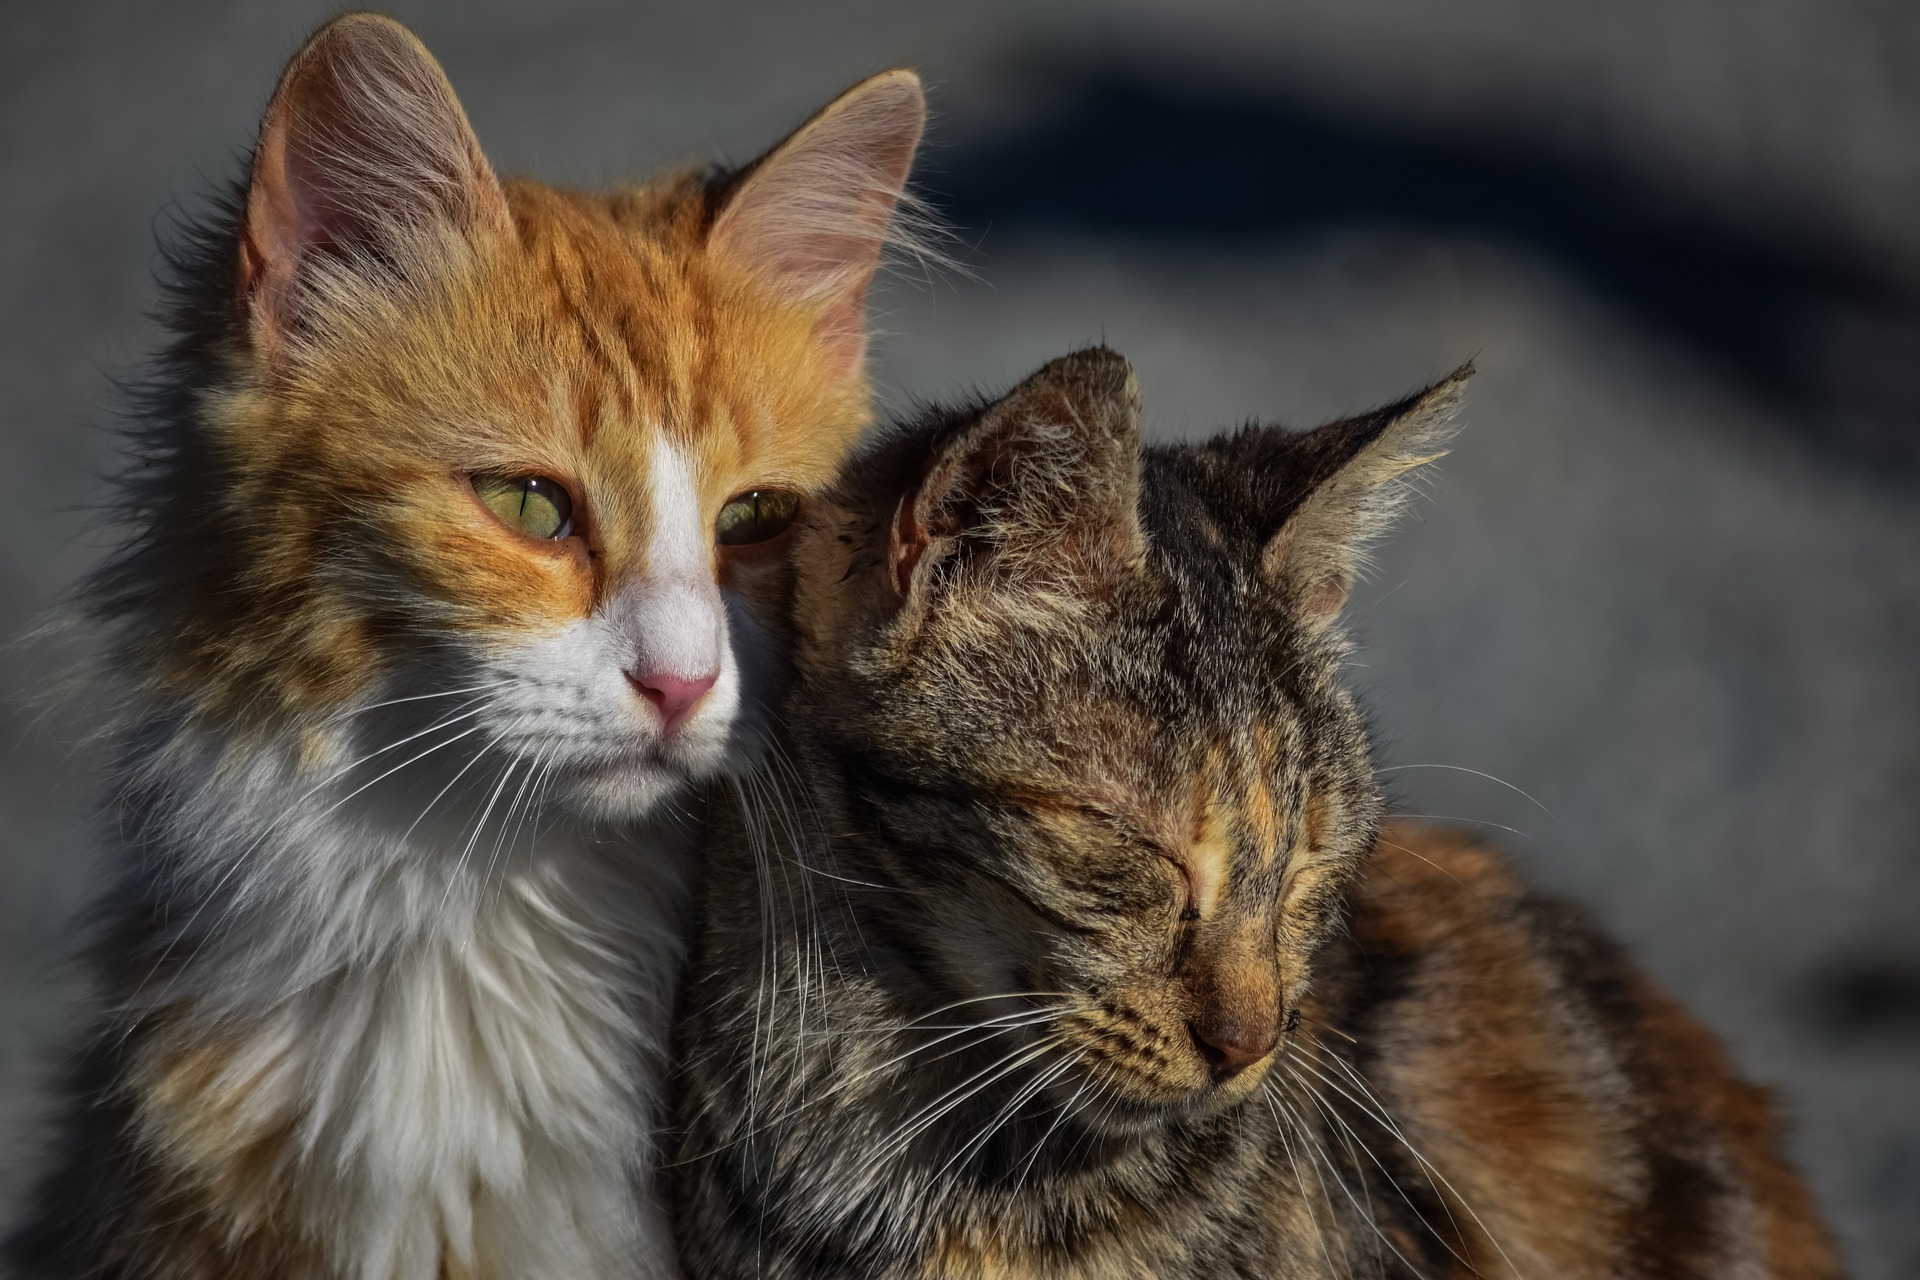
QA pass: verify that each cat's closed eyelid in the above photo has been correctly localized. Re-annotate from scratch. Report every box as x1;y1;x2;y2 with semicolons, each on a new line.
1149;847;1202;923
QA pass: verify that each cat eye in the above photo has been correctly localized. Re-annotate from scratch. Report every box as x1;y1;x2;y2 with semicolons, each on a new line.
474;475;575;540
716;488;801;546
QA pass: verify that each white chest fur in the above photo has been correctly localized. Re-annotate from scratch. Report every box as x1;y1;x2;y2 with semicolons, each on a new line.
136;750;694;1280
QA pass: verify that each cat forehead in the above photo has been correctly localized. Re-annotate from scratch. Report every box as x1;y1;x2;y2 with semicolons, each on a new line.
262;181;862;483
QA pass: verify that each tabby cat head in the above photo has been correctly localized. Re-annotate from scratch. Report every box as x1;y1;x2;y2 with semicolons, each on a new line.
108;15;926;823
792;348;1464;1119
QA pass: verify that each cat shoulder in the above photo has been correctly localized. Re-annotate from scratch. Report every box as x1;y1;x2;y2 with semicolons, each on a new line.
1336;822;1841;1279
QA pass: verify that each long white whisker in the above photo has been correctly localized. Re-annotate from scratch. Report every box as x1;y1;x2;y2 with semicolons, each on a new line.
866;1033;1074;1169
442;747;525;918
1278;1071;1434;1279
1265;1086;1338;1277
930;1047;1079;1190
1294;1045;1519;1278
398;728;509;845
1267;1082;1359;1280
1374;763;1553;818
116;705;496;1032
323;679;512;722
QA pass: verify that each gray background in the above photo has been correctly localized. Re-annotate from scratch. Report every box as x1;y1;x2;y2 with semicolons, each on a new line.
3;1;1917;1274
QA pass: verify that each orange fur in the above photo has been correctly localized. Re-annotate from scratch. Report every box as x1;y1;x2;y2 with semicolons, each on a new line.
181;172;874;724
1339;822;1844;1278
10;15;929;1280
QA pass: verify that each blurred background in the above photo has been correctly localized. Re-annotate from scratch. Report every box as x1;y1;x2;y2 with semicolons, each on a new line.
3;0;1917;1272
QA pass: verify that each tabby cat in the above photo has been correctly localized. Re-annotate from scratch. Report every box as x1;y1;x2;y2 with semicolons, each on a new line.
8;14;923;1280
672;348;1842;1278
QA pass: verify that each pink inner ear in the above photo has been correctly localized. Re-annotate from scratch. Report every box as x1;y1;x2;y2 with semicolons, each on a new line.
707;70;926;382
237;15;508;352
1302;576;1351;622
889;491;929;597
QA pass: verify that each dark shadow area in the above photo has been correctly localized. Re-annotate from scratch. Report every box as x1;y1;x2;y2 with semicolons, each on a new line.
1801;958;1920;1044
934;63;1920;474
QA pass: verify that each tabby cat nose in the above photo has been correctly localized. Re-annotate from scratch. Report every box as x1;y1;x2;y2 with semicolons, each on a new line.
1189;1014;1279;1082
626;669;717;730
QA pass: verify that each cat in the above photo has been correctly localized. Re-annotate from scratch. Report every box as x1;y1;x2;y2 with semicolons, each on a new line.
670;348;1843;1278
6;14;926;1280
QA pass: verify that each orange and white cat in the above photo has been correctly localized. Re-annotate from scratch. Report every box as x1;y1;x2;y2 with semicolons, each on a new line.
7;14;924;1280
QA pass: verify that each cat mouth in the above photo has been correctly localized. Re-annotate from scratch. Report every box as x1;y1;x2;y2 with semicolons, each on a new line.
575;746;684;783
568;727;738;792
1052;1043;1277;1129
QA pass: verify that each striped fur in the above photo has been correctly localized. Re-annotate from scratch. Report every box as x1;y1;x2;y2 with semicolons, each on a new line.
671;348;1841;1278
8;14;924;1280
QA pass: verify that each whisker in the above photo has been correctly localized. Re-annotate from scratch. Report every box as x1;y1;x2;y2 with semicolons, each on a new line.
1267;1082;1359;1280
692;1009;1069;1157
865;1032;1074;1169
398;728;510;844
1371;838;1489;903
1374;764;1553;818
929;1047;1079;1189
323;679;512;722
442;745;525;918
1386;813;1531;841
1293;1045;1519;1278
1264;1090;1337;1278
1010;1060;1097;1188
1278;1082;1402;1280
1278;1070;1443;1279
115;705;498;1031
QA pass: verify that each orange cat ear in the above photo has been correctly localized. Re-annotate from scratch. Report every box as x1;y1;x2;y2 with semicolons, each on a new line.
708;69;927;383
891;347;1146;602
1235;367;1469;629
239;14;511;355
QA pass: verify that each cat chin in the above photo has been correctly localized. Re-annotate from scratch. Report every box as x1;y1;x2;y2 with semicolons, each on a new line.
1055;1062;1277;1137
554;756;700;824
550;729;741;822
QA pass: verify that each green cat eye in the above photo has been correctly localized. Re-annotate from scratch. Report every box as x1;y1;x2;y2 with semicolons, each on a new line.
715;488;801;546
474;475;575;540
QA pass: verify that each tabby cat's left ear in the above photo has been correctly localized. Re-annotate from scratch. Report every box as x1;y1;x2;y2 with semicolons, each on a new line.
707;70;927;383
1207;366;1469;629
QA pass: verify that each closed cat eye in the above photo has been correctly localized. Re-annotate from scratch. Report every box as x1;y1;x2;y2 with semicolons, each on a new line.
716;488;800;546
473;475;575;540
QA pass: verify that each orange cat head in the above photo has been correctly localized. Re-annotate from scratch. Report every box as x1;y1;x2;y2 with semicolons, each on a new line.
106;14;927;821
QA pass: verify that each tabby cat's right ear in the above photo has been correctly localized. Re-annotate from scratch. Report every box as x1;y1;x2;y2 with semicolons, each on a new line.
707;70;927;383
1204;367;1469;629
888;347;1147;606
239;15;511;355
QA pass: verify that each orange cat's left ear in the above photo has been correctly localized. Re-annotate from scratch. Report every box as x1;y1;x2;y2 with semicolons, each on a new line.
707;70;927;383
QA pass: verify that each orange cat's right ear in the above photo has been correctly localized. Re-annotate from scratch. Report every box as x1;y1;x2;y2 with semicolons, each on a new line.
239;14;510;356
708;70;927;384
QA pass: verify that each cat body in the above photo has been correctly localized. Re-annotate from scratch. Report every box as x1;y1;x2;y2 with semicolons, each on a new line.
671;350;1841;1279
9;15;925;1280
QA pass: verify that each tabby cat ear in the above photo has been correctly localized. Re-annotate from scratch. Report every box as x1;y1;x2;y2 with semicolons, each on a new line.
1218;367;1469;628
239;14;511;352
889;347;1146;601
707;70;927;382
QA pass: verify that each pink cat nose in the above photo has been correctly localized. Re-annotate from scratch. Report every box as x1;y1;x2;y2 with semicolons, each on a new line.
625;669;717;731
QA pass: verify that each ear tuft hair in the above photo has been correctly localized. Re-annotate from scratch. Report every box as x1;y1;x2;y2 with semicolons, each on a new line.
240;14;510;353
1201;365;1470;627
892;346;1145;600
708;69;929;382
